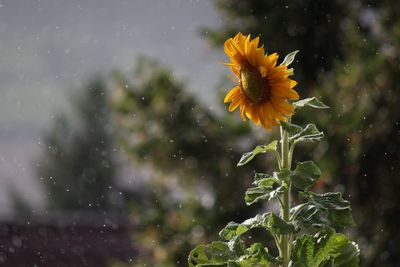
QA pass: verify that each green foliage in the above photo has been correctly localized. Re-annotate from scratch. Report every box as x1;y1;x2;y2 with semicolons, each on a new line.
291;229;359;267
188;237;275;267
292;191;354;229
293;97;329;110
189;104;359;266
281;122;324;144
188;237;246;267
112;58;267;266
291;161;321;190
279;50;299;67
219;213;296;241
237;141;278;166
205;1;400;265
244;176;283;205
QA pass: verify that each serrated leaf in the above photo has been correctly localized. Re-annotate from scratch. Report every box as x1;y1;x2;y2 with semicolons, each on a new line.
188;237;246;267
328;241;360;267
290;124;324;143
237;243;276;266
309;192;355;227
245;173;283;205
293;97;329;109
219;222;248;240
219;213;296;241
291;204;324;228
266;213;297;235
294;192;355;228
280;50;299;67
291;229;359;267
237;140;278;166
245;185;283;205
291;161;321;190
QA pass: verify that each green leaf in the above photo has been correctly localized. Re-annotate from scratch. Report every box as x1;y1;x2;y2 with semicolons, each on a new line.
291;204;324;228
327;241;360;267
273;169;291;181
237;141;278;166
293;97;329;109
190;229;277;266
280;50;299;67
219;222;249;240
294;192;355;228
281;122;324;143
245;185;283;205
291;161;321;190
245;169;294;205
252;173;278;186
236;243;276;266
256;177;277;187
280;121;303;136
219;213;297;241
290;124;324;143
188;237;246;267
266;213;297;235
310;192;355;227
253;172;272;181
291;229;359;267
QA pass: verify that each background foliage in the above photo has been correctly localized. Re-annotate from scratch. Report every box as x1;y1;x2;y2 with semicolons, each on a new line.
34;1;400;266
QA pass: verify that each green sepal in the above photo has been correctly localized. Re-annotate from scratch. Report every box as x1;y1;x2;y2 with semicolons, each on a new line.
293;97;329;109
291;161;321;190
293;192;355;228
219;213;297;241
291;229;359;267
280;50;299;67
237;141;278;166
291;124;324;143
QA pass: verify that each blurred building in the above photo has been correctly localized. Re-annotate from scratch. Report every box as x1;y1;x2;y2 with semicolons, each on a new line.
0;213;137;267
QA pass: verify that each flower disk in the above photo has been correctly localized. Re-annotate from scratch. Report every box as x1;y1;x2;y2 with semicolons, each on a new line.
223;33;299;130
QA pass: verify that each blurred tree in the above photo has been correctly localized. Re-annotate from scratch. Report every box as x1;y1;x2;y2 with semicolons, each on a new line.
111;58;278;267
9;186;31;216
36;78;120;211
205;0;400;266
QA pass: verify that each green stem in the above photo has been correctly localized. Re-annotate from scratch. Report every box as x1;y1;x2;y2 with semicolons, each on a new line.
279;124;291;267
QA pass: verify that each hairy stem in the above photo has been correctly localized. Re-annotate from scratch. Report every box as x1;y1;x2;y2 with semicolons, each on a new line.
279;124;291;267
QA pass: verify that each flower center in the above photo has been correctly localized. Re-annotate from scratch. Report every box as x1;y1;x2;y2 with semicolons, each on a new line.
240;64;270;104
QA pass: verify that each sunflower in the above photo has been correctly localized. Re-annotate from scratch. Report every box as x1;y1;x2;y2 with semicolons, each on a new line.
223;33;299;130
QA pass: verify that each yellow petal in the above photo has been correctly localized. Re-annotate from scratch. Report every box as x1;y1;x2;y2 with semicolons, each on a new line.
228;99;240;112
224;87;240;103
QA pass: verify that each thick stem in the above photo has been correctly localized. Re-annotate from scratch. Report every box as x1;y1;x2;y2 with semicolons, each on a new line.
279;125;291;267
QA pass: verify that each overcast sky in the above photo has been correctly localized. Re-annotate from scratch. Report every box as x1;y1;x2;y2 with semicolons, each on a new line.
0;0;225;217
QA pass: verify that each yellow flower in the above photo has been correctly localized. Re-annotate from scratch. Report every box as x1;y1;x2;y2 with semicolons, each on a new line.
223;33;299;130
